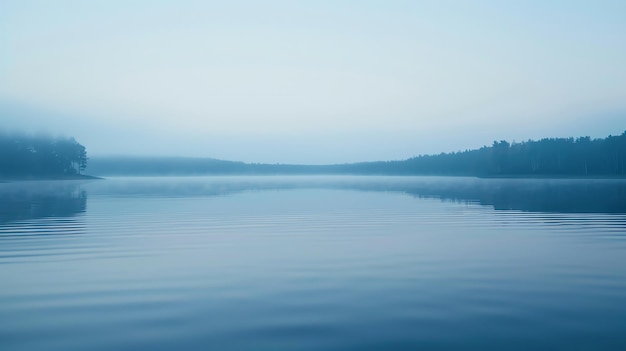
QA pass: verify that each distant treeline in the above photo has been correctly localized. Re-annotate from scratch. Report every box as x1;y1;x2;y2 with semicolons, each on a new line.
88;131;626;177
353;131;626;176
0;133;87;178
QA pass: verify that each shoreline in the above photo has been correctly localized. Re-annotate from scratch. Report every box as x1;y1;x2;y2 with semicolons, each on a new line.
56;173;626;180
2;173;626;181
0;174;103;182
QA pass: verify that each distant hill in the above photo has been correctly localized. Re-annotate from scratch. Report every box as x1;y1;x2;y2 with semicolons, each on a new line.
87;131;626;177
87;156;358;175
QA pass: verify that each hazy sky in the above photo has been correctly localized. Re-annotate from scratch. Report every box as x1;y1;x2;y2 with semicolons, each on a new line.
1;0;625;164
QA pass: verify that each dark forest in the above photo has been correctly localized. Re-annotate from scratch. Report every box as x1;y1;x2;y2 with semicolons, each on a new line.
358;131;626;176
0;133;88;179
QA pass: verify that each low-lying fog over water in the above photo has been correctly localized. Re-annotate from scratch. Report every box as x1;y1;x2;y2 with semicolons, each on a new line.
2;176;626;350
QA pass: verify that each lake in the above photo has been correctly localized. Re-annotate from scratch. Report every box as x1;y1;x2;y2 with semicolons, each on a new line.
1;176;626;350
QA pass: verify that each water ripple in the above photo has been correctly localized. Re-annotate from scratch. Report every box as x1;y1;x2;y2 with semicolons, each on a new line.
1;177;626;350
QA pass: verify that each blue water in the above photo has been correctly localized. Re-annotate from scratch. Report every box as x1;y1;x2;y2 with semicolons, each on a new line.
1;176;626;350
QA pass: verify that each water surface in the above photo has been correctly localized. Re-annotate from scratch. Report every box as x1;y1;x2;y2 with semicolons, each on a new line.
1;176;626;350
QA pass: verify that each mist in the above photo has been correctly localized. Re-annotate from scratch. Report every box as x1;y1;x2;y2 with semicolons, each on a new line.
2;0;625;164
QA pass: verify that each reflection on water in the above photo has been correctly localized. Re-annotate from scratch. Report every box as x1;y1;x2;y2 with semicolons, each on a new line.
398;178;626;213
1;176;626;351
3;177;622;223
0;181;87;224
85;176;626;214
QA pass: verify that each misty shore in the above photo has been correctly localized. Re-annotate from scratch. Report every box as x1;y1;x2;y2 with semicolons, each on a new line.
0;174;102;182
85;131;626;178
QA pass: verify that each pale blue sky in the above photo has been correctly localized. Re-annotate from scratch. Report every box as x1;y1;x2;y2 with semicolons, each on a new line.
1;0;625;163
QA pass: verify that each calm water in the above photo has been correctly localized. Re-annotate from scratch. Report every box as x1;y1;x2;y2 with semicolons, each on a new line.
1;176;626;350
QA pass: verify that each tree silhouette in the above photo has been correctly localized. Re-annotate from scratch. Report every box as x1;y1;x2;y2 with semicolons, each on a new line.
0;133;88;178
399;131;626;177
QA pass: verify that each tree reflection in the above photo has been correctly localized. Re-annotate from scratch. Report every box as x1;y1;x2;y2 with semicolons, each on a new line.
0;181;87;224
397;179;626;214
84;177;626;214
